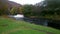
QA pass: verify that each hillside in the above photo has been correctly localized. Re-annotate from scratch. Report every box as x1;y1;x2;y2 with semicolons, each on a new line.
0;17;60;34
0;0;22;9
8;1;22;8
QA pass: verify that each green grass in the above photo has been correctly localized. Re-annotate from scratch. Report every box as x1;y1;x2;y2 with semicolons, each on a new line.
0;17;60;34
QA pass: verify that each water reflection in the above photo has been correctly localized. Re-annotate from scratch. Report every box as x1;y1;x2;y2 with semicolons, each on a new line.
24;17;48;26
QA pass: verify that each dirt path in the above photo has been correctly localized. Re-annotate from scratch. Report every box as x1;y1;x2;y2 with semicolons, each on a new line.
2;26;54;34
1;26;31;34
2;28;22;34
31;28;54;34
24;26;54;34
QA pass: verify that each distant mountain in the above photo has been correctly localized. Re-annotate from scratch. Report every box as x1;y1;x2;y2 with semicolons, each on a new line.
8;1;22;8
35;2;43;6
35;1;47;7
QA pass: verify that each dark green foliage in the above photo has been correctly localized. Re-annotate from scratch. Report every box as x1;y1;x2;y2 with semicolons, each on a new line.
22;5;34;17
40;0;60;16
22;5;41;17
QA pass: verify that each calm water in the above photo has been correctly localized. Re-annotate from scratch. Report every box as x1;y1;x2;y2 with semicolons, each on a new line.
24;17;48;26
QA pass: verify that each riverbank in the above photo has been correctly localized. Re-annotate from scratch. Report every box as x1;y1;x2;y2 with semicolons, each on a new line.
0;17;60;34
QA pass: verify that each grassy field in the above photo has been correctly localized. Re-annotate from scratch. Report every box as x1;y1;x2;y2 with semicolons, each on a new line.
0;17;60;34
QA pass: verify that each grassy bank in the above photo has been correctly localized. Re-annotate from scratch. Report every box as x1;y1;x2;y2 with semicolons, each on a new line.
0;17;60;34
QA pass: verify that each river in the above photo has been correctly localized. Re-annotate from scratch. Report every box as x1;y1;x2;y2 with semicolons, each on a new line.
9;14;60;30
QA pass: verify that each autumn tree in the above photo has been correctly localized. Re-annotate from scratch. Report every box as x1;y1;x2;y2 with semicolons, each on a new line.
10;7;17;15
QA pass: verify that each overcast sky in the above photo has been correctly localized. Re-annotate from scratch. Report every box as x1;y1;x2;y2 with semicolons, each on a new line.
9;0;44;5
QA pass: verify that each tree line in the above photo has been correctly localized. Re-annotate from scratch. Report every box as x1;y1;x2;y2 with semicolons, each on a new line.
0;0;60;20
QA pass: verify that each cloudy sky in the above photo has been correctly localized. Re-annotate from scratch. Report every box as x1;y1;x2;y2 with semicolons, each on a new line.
9;0;44;5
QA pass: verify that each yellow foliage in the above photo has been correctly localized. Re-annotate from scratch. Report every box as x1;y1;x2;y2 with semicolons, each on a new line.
10;7;17;15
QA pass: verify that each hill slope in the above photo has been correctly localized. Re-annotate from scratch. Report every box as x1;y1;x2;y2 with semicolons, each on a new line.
8;1;22;8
